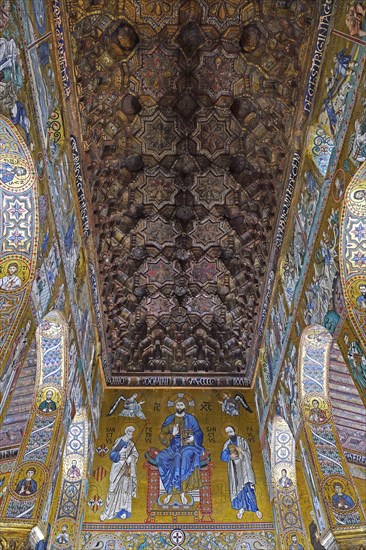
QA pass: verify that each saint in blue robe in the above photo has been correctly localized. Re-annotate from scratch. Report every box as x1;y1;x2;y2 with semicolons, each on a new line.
332;492;355;510
15;477;37;496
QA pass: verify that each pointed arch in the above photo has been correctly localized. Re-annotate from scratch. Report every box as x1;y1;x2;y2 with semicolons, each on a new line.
0;310;68;536
340;160;366;402
298;324;365;545
0;115;39;366
270;415;310;549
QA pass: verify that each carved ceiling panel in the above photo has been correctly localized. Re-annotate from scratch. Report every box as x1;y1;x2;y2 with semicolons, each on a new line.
67;0;315;383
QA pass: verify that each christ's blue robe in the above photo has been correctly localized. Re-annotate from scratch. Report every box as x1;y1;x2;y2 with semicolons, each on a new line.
156;413;204;494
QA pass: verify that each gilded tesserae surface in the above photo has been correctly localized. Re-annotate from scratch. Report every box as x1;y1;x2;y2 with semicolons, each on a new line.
85;389;273;525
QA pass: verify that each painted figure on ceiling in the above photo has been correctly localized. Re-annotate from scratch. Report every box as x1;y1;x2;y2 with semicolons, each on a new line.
308;399;327;423
66;459;81;479
156;399;204;505
221;426;262;520
100;426;138;521
15;467;37;496
278;468;293;489
38;390;57;413
0;263;22;290
331;482;355;510
107;393;146;419
288;534;304;550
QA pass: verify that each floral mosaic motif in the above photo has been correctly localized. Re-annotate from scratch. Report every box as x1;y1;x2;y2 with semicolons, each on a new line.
2;194;33;253
67;420;86;457
82;530;276;550
22;415;55;464
5;496;35;519
310;424;344;476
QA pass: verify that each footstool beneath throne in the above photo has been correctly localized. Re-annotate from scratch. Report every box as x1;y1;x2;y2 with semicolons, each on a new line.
144;447;214;523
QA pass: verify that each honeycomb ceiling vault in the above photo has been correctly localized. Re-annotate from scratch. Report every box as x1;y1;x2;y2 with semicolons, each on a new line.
67;0;316;385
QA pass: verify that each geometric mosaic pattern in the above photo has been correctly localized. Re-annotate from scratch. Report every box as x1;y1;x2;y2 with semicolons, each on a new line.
50;411;89;549
271;416;309;549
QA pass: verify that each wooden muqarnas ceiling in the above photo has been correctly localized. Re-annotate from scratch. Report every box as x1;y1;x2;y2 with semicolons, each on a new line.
66;0;317;385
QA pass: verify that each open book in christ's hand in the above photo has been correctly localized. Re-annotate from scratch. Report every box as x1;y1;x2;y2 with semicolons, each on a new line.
181;429;193;446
